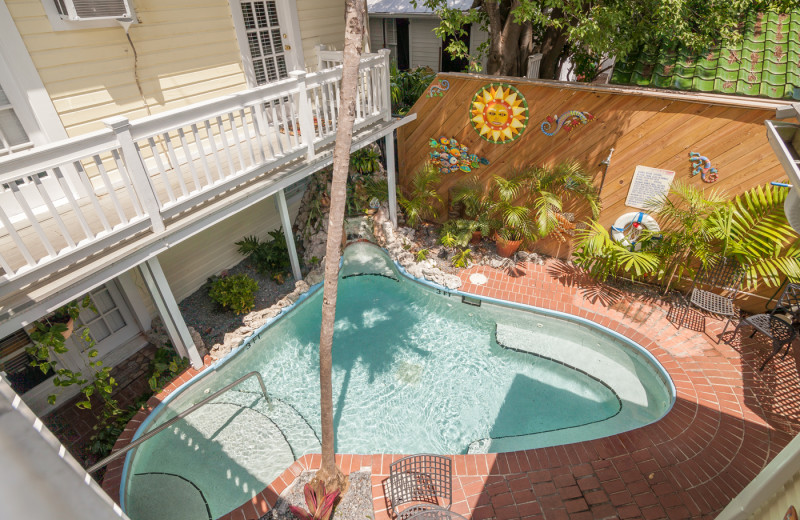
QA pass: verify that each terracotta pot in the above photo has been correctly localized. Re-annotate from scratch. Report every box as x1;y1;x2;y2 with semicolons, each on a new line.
495;237;522;257
61;318;75;339
470;230;482;244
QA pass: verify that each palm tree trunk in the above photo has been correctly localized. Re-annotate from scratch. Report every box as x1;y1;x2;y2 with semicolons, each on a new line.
314;0;365;494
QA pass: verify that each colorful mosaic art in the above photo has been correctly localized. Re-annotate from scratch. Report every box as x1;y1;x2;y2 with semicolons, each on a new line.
540;111;594;136
428;79;450;97
469;84;529;144
689;152;719;182
429;136;490;174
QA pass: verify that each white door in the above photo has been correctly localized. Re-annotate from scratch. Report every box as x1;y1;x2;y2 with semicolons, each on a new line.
232;0;302;86
19;281;139;414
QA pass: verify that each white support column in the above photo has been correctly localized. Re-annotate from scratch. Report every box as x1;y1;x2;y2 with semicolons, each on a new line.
379;49;392;121
385;131;398;227
138;257;203;369
275;189;302;281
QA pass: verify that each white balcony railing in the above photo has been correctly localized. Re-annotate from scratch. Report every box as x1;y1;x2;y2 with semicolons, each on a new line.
0;51;391;296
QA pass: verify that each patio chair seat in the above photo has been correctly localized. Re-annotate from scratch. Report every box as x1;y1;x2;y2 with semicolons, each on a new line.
388;454;452;520
404;505;468;520
689;289;736;317
733;313;797;370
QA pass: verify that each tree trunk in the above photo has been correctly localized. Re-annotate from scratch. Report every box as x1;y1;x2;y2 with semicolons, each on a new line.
314;0;364;494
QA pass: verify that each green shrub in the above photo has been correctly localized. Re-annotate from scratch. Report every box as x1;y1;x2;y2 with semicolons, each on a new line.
236;229;291;275
148;347;190;393
209;274;258;314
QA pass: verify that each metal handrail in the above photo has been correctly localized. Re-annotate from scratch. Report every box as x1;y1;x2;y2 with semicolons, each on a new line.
87;370;270;474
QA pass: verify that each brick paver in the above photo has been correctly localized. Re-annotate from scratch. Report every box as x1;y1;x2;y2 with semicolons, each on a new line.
108;259;800;519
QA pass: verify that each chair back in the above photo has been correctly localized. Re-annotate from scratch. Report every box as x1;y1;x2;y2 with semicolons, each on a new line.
693;258;743;295
389;454;452;517
772;283;800;318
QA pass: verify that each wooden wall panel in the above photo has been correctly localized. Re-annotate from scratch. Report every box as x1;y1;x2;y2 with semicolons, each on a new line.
397;73;791;308
398;73;787;232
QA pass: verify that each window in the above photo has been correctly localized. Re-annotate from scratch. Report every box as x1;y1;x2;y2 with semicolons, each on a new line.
0;84;33;157
240;1;289;85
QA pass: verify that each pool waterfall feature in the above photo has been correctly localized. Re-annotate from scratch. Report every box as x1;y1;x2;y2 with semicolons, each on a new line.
122;242;675;520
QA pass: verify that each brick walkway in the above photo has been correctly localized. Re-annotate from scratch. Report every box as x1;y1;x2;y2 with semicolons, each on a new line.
110;260;800;520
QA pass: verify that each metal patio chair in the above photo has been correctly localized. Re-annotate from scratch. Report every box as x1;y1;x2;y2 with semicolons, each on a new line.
404;505;468;520
388;454;452;520
732;282;800;370
679;258;744;335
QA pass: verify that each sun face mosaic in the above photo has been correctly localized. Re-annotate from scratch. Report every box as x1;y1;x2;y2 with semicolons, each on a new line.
470;84;529;144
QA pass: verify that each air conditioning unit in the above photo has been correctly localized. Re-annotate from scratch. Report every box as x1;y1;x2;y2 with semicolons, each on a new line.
54;0;132;21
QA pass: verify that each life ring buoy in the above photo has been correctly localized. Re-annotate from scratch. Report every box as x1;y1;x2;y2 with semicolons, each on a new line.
611;212;660;249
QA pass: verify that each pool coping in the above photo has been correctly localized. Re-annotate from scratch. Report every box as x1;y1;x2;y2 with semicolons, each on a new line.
102;250;799;519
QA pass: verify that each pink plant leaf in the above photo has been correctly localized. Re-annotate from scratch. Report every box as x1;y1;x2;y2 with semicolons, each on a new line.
317;490;340;520
289;505;313;520
304;483;320;516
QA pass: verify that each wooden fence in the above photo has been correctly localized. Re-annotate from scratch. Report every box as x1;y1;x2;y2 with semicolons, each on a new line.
397;73;791;309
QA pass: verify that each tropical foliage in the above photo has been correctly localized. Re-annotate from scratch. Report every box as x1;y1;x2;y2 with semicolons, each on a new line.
398;162;444;228
208;274;259;315
290;481;340;520
390;65;436;115
573;183;800;291
236;230;291;276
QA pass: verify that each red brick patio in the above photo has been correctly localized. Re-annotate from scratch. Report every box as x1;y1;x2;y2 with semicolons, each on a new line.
107;259;800;520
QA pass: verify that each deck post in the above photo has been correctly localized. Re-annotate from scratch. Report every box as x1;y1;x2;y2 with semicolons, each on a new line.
104;116;165;233
315;44;326;70
275;189;302;281
379;49;392;122
139;257;203;369
385;131;398;227
289;71;316;160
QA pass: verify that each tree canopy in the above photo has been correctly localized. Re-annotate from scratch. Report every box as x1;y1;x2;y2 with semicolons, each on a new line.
413;0;796;79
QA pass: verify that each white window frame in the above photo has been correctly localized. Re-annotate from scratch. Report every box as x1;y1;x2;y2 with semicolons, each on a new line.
229;0;305;87
40;0;138;32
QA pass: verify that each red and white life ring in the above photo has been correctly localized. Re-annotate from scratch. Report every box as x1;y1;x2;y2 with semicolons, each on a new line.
611;212;660;249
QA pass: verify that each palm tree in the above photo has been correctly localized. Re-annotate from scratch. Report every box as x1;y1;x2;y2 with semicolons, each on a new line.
520;159;600;238
315;0;365;494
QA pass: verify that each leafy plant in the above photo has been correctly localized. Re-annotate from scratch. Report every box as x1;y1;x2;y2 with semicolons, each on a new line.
519;159;600;239
290;480;340;520
350;148;381;175
363;178;389;203
440;219;478;248
236;229;291;276
209;274;259;315
487;174;537;242
389;64;436;115
573;221;661;282
416;248;429;261
148;347;190;393
398;162;444;228
451;177;492;236
452;248;472;268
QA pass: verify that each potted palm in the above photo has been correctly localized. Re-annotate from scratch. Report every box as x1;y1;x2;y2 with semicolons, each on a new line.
488;174;537;257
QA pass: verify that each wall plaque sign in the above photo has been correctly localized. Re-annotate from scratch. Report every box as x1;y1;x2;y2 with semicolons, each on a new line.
625;165;675;209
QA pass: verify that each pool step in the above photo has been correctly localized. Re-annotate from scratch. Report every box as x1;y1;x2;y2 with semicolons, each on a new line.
224;390;322;458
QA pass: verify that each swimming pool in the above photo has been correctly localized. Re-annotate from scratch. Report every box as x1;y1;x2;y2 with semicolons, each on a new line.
123;243;674;520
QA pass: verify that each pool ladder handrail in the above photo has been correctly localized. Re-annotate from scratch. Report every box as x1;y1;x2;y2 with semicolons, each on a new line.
86;370;270;474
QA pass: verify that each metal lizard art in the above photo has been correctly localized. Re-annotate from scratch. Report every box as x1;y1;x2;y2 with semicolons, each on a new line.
540;110;594;136
688;152;718;182
428;79;450;97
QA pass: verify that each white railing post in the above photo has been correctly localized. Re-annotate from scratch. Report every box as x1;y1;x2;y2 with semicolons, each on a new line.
289;70;316;160
379;49;392;121
104;116;165;233
316;44;326;71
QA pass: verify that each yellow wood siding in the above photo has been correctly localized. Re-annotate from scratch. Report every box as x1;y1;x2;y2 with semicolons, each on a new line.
297;0;345;70
751;471;800;519
156;196;300;304
6;0;249;136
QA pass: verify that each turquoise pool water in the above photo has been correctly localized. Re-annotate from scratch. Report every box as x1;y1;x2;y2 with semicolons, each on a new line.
123;243;674;520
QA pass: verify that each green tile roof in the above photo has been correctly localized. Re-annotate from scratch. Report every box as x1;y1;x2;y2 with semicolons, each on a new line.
611;11;800;100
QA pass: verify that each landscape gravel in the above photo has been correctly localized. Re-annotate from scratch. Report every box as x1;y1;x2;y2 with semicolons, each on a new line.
178;258;297;348
260;470;374;520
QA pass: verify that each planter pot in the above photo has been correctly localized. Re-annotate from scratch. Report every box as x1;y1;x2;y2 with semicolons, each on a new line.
470;230;482;244
60;318;75;339
495;237;522;257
